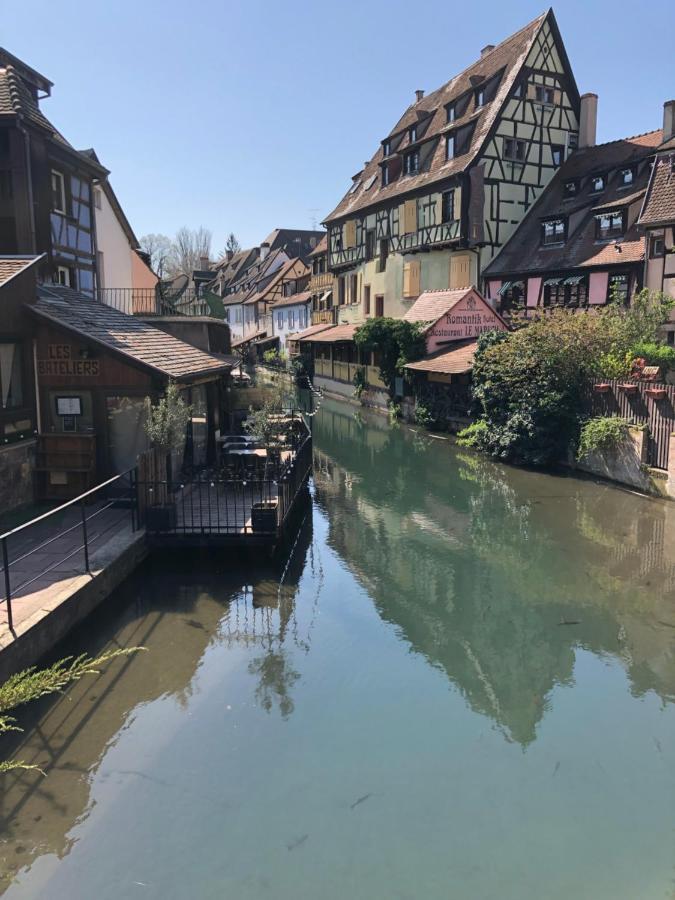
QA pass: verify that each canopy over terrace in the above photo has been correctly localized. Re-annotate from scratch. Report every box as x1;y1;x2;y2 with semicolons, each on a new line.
295;323;387;392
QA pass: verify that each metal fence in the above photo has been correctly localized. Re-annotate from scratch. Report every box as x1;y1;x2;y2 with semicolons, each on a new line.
96;287;211;317
0;471;137;631
587;379;675;470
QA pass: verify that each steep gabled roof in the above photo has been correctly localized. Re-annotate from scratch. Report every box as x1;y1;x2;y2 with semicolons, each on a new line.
0;254;44;289
270;290;312;310
405;340;478;375
484;130;662;277
639;150;675;227
32;285;231;381
325;11;563;223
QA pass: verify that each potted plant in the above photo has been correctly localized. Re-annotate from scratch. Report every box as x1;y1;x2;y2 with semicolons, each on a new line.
645;386;667;400
243;386;286;530
618;383;639;394
593;383;611;394
143;382;191;531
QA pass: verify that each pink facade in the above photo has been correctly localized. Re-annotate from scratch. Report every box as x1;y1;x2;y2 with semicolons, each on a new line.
132;251;159;291
589;271;609;305
526;277;542;308
426;293;507;353
487;280;502;302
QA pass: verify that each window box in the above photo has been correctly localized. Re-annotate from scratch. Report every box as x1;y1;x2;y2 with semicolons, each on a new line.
593;383;611;394
645;387;667;400
618;383;639;394
146;503;177;532
251;499;279;533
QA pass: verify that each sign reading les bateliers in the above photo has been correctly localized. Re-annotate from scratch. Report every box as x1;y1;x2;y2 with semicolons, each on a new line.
38;344;100;377
426;293;507;353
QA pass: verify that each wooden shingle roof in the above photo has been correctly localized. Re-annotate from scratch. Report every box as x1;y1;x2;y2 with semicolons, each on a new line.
32;285;231;381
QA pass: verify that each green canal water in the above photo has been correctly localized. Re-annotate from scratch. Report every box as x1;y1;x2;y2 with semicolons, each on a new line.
2;397;675;898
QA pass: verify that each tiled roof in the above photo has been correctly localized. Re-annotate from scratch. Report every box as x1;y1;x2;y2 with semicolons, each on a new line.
270;290;312;309
293;323;334;341
325;11;554;222
639;152;675;226
0;254;43;289
232;330;266;348
308;234;328;257
0;65;70;145
305;324;359;343
484;130;662;277
405;340;477;374
403;288;474;324
243;257;308;305
32;285;231;381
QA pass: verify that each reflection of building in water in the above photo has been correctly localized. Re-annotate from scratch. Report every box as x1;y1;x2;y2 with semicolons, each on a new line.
313;399;675;744
0;515;315;890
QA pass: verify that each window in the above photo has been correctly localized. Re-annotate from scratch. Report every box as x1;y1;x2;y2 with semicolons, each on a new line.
619;167;634;187
535;85;555;105
513;82;523;99
289;310;295;329
383;140;391;156
404;150;419;175
235;307;242;323
608;273;629;304
364;285;371;315
441;190;455;223
541;218;566;245
591;174;606;192
93;188;102;210
446;134;455;160
54;265;72;287
595;211;625;241
350;273;358;303
382;164;390;187
365;229;376;261
338;277;346;305
51;170;66;214
504;137;527;162
378;239;389;272
375;295;384;317
97;251;104;288
551;145;564;167
475;87;486;107
277;311;283;329
543;276;588;309
446;104;456;123
0;343;23;409
567;133;579;153
409;125;417;142
563;180;578;199
650;235;666;258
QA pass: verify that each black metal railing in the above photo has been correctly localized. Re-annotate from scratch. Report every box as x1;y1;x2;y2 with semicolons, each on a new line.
96;287;211;318
0;471;137;632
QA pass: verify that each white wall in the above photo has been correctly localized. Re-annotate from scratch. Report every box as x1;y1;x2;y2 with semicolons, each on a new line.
94;186;133;295
225;304;245;340
273;302;310;352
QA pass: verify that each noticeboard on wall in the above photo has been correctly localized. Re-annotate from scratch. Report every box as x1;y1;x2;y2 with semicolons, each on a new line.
56;396;82;416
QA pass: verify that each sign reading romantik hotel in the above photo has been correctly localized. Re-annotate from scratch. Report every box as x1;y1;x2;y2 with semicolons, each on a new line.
37;344;100;377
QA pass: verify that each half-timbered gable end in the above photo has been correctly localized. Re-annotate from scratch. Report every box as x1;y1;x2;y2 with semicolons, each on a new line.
322;10;580;324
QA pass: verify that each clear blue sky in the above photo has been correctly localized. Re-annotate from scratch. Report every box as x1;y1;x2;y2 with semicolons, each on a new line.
6;0;674;254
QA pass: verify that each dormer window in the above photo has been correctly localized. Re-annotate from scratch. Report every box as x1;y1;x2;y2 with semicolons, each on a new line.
541;218;566;246
382;164;390;187
404;150;419;176
446;104;456;123
595;210;625;241
552;145;564;167
409;125;417;142
619;167;634;187
504;137;527;162
475;87;486;107
383;140;391;156
563;179;578;199
591;174;606;193
446;134;455;160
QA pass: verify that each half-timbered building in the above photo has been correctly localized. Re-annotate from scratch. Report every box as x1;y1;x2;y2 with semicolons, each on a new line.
322;10;580;323
483;127;663;313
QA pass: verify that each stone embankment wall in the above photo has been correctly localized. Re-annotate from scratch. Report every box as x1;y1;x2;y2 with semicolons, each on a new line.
575;426;675;499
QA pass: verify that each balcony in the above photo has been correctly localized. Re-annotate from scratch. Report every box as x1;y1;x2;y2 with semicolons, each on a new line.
311;309;337;326
309;272;333;292
97;287;212;318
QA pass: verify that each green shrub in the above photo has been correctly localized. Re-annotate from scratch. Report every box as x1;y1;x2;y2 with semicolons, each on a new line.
353;366;367;400
630;341;675;373
577;416;630;461
387;401;402;424
456;420;489;448
598;350;631;379
414;402;434;430
354;318;426;397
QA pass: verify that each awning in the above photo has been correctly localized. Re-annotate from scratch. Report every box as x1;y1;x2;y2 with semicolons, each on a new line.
497;281;512;295
544;277;562;287
404;340;477;376
319;290;332;305
563;275;585;285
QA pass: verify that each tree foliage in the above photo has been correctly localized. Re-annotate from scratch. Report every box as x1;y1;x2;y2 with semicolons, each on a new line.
0;649;143;774
466;291;673;466
139;233;173;279
577;416;631;461
354;318;426;396
144;382;192;456
219;233;241;259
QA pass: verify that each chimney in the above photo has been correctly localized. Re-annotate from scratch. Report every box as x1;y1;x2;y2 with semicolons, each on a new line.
260;242;270;261
663;100;675;143
481;44;495;58
415;89;424;102
226;249;234;261
199;254;209;270
579;93;598;149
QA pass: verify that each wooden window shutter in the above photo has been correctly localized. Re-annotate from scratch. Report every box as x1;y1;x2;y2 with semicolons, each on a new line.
454;186;462;221
404;199;418;234
553;88;562;105
410;260;421;296
449;253;471;290
435;194;443;225
344;220;356;248
398;203;407;234
526;82;538;100
403;263;411;297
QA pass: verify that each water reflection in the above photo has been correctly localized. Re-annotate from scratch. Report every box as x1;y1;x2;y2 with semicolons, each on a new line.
313;399;675;746
0;515;314;891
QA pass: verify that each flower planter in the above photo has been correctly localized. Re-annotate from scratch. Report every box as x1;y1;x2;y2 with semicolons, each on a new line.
251;499;279;533
146;503;177;532
618;383;639;394
593;383;611;394
645;387;667;400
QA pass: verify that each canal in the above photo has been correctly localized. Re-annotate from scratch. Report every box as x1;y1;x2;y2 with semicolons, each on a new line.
1;396;675;898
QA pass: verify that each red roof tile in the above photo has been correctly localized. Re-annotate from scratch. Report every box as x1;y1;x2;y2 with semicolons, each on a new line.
0;255;42;288
405;340;478;374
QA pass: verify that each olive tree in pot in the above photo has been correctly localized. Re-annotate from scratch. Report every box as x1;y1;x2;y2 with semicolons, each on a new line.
243;386;287;532
143;382;192;531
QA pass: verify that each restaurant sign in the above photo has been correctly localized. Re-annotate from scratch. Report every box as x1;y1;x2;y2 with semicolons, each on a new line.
38;344;100;377
426;293;506;352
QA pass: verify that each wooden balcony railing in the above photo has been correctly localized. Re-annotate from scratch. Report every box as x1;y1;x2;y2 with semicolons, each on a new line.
311;309;337;325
